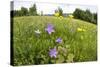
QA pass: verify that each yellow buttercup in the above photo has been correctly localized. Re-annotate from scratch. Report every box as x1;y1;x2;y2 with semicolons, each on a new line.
54;12;59;17
77;28;86;32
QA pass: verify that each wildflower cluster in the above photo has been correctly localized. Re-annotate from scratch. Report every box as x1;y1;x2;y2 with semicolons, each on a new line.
54;12;60;17
34;22;86;63
77;28;86;32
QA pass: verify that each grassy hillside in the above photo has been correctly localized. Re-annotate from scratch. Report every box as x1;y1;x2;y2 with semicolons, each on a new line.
13;16;97;65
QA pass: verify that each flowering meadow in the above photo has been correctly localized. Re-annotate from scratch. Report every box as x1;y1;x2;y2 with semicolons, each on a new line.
13;16;97;65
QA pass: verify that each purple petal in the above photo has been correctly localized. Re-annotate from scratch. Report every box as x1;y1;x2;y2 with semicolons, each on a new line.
49;48;57;58
56;38;62;43
45;24;55;34
54;54;57;58
47;24;54;29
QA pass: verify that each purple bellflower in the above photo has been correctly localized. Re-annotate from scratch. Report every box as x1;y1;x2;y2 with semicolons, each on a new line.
49;47;58;58
56;38;62;43
45;24;55;34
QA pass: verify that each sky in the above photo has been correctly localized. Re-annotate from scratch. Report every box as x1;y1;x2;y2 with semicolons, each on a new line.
13;0;97;14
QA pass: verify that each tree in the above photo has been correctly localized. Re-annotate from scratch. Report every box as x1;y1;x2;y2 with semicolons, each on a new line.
54;7;63;17
73;8;84;19
29;4;37;15
93;13;97;24
41;11;43;16
20;7;28;16
85;9;92;22
58;7;63;16
13;10;22;16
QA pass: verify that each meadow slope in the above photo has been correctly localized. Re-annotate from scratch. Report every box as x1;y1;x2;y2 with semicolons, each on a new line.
13;16;97;65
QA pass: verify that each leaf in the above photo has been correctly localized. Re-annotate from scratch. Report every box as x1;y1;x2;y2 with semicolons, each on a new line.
56;55;64;63
66;53;74;63
51;59;56;63
58;46;63;51
58;46;67;56
40;60;45;64
66;45;70;48
81;35;84;40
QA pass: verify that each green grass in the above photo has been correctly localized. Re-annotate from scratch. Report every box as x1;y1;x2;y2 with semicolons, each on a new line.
13;16;97;65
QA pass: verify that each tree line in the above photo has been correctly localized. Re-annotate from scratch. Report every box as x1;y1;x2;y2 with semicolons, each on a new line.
11;4;97;24
73;8;97;24
12;4;38;17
